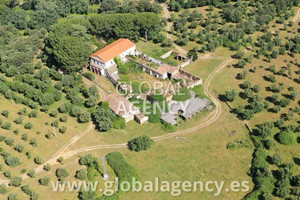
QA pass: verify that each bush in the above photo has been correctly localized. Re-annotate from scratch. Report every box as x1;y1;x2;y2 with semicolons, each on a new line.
106;152;138;191
14;116;23;124
59;115;68;122
75;169;87;180
39;176;50;186
4;171;11;178
28;110;38;118
277;130;297;145
22;133;28;141
83;72;95;81
128;136;154;152
34;156;42;164
59;126;67;134
1;110;9;118
14;144;25;153
27;169;35;178
5;137;14;146
24;122;33;129
162;121;177;132
1;122;11;130
43;164;51;171
113;118;126;130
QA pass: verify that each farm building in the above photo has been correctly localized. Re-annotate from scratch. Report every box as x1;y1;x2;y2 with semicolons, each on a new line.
89;38;137;76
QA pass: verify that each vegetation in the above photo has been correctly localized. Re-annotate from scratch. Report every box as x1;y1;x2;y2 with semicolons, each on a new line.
128;136;154;152
106;152;138;191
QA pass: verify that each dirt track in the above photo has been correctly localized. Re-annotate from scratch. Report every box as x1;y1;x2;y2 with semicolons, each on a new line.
0;6;299;186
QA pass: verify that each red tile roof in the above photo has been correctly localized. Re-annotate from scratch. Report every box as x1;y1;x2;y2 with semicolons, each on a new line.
90;39;135;63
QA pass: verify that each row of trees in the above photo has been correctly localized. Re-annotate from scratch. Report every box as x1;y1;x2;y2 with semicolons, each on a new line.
99;0;162;14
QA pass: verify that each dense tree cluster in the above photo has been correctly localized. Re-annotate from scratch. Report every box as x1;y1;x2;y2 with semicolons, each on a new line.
89;12;161;42
92;102;125;132
98;0;162;14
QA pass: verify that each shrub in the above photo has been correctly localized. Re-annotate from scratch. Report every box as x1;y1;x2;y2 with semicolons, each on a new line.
49;109;58;117
22;133;28;141
59;115;68;122
1;122;11;130
34;156;42;164
28;110;38;118
113;118;126;130
106;152;138;191
24;122;33;129
27;169;35;178
162;121;177;132
14;116;23;124
18;108;27;115
277;130;297;145
59;126;67;134
5;137;14;146
75;169;87;180
128;136;154;152
43;164;51;171
30;138;38;147
1;110;9;118
3;171;11;178
14;144;25;153
39;176;50;186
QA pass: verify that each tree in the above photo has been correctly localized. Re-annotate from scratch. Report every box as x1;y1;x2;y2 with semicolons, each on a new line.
128;136;154;152
44;164;51;171
98;0;120;13
9;177;22;187
39;176;50;186
78;111;90;123
187;49;198;61
34;156;42;164
92;106;115;132
253;85;261;93
272;152;283;166
225;89;238;101
27;169;35;178
28;110;37;118
236;51;245;59
277;130;296;146
48;35;91;73
14;144;24;153
279;98;291;107
5;156;21;167
75;169;87;180
56;168;69;180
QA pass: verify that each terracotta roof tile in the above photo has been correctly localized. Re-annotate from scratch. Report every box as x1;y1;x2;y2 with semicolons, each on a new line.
91;39;135;63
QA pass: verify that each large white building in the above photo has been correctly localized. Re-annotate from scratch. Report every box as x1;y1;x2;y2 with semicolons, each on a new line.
89;38;137;76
